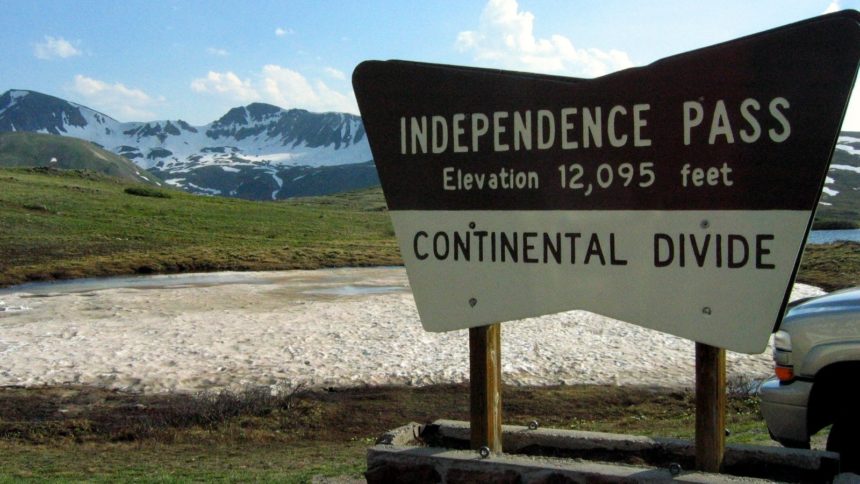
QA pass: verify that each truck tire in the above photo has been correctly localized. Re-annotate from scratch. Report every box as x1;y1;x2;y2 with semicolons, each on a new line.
827;418;859;473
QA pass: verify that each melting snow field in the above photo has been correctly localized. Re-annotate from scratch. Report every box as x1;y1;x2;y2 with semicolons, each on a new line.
0;268;824;394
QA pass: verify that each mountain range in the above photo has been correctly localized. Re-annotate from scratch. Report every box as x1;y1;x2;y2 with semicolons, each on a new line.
0;89;858;227
0;89;376;200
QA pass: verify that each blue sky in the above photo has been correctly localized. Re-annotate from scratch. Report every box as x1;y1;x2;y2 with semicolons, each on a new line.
4;0;859;129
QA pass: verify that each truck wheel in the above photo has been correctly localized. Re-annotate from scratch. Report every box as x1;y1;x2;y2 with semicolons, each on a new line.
827;418;859;473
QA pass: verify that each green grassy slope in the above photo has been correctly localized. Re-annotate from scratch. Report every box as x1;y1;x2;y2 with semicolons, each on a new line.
1;166;856;290
0;168;399;287
0;131;159;185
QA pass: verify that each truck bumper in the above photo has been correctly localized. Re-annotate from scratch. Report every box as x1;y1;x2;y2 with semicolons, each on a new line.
758;377;813;447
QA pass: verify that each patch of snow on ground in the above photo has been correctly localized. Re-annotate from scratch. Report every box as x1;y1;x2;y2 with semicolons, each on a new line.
836;144;860;155
243;152;300;164
831;164;860;173
823;187;839;196
221;166;240;173
0;268;827;393
0;300;30;313
186;183;220;195
270;171;283;200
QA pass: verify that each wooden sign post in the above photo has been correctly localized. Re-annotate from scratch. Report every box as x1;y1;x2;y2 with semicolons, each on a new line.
695;343;727;472
469;324;503;453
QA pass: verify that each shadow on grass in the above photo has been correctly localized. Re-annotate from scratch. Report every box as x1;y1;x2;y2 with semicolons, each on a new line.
0;385;308;443
0;381;769;446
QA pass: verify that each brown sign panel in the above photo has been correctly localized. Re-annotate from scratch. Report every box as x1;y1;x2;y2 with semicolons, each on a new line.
353;12;860;353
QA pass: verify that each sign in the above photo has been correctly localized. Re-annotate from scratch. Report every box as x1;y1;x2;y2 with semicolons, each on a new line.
353;11;860;353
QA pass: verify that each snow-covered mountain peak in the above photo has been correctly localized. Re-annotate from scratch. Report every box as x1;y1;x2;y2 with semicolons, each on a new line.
2;90;30;111
121;119;199;143
211;103;283;129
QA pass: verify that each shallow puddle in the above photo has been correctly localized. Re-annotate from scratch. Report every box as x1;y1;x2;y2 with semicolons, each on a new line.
0;268;409;299
302;285;408;296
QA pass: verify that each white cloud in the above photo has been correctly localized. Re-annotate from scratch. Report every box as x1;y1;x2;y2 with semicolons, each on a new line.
313;79;359;113
190;71;259;102
324;67;346;80
275;27;294;37
260;65;317;105
69;75;162;120
207;47;229;57
823;1;841;13
34;36;81;60
261;65;357;113
456;0;634;77
190;65;358;114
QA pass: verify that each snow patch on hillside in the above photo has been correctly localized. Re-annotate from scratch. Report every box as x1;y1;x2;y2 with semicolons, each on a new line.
0;91;29;115
836;144;860;155
186;183;221;195
270;172;283;200
832;164;860;173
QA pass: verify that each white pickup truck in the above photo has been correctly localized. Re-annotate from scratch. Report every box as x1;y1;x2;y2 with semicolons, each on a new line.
759;286;860;472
